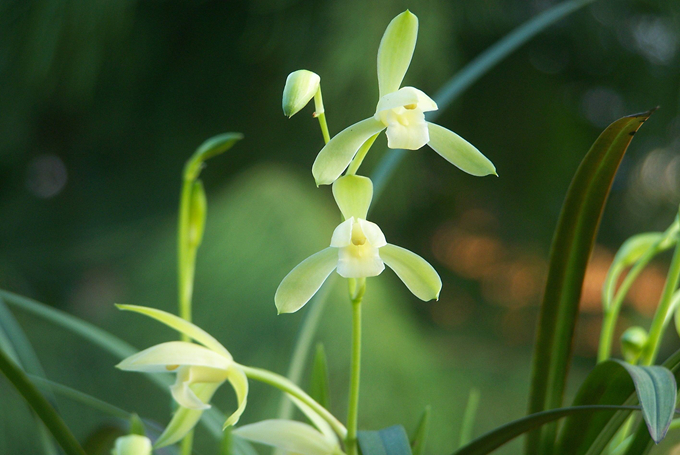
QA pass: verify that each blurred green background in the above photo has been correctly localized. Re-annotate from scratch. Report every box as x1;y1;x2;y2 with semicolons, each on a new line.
2;0;680;453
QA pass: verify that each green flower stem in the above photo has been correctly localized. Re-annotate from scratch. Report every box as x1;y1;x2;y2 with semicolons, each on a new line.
0;347;86;455
314;90;331;144
346;278;366;455
346;133;380;177
178;175;197;332
238;364;347;439
597;243;662;363
641;241;680;365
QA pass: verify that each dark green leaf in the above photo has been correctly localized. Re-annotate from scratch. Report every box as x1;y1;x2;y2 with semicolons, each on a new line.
0;346;86;455
526;110;655;455
411;405;431;455
453;406;643;455
556;360;676;454
358;425;412;455
310;343;330;410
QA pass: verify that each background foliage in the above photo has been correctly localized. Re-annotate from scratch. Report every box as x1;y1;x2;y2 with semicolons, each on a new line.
2;0;680;453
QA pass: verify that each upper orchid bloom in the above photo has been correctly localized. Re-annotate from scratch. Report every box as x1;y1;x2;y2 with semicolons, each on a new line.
312;10;496;186
234;397;345;455
275;175;441;313
115;305;248;448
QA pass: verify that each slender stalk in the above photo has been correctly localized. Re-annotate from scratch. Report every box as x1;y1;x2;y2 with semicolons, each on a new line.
314;90;331;144
0;348;86;455
239;364;347;439
641;242;680;365
346;133;380;176
597;244;660;362
346;279;365;455
178;175;196;332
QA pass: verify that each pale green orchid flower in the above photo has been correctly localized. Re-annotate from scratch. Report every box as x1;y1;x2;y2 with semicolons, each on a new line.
275;175;441;313
115;304;248;448
312;10;496;186
234;397;344;455
112;435;153;455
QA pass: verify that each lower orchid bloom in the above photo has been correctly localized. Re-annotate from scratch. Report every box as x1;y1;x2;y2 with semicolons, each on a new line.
311;10;496;186
115;304;248;448
234;397;344;455
275;175;441;313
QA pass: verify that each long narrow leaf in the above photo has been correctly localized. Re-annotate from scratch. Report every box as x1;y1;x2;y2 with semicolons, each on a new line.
309;343;330;410
526;110;655;454
453;406;644;455
359;425;413;455
0;346;86;455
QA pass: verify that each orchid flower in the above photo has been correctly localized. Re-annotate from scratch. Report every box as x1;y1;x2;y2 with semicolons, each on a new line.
115;304;248;448
311;10;496;186
112;435;153;455
234;397;345;455
275;174;441;313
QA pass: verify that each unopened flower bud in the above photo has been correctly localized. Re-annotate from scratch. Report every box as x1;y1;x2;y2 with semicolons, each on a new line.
112;435;152;455
621;326;648;363
282;70;320;118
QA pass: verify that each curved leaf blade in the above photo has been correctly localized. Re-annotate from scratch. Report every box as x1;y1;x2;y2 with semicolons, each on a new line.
526;110;655;454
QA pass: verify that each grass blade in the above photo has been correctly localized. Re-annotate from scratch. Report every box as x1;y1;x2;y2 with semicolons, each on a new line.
411;405;431;455
358;425;412;455
459;389;481;448
526;110;655;454
0;346;86;455
310;343;331;410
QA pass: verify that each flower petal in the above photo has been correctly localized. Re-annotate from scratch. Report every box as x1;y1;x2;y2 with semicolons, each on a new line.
223;367;249;428
116;341;232;373
385;109;429;150
380;243;441;301
170;367;212;410
426;123;496;176
375;87;437;114
275;247;338;314
289;396;337;443
332;175;374;220
312;118;385;186
377;11;419;98
155;382;221;448
116;304;230;357
233;420;338;455
337;244;385;278
330;218;354;248
357;219;386;248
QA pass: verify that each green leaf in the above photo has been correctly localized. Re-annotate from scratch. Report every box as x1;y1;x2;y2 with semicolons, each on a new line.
459;389;481;448
410;405;431;455
556;360;676;454
358;425;412;455
452;405;643;455
0;346;86;455
526;110;655;455
184;132;243;180
310;343;330;410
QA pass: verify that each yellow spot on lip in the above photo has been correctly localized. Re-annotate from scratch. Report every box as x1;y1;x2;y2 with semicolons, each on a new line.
404;103;417;110
166;365;180;371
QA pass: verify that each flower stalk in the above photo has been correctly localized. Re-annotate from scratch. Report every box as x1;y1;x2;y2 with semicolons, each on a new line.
345;279;365;455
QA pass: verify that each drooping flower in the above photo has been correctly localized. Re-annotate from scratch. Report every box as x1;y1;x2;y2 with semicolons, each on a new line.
275;175;441;313
283;70;321;118
234;397;344;455
312;10;496;186
115;305;248;448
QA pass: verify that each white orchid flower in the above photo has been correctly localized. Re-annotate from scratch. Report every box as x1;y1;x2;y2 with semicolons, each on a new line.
234;397;344;455
275;175;441;313
112;435;152;455
311;10;496;186
115;305;248;448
